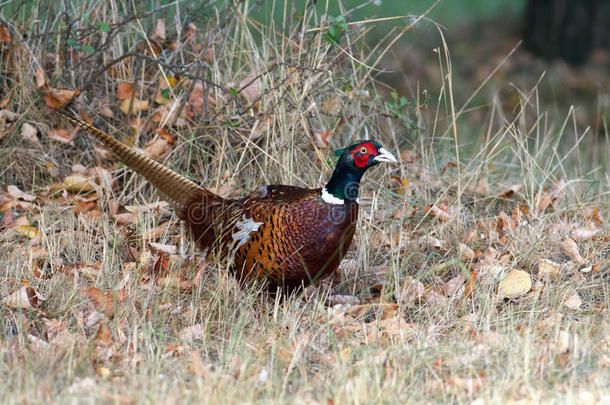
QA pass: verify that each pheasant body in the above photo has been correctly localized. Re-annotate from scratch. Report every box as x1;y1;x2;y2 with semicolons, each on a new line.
182;185;358;291
57;111;396;293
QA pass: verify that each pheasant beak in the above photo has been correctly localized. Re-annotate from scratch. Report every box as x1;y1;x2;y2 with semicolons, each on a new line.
374;148;397;163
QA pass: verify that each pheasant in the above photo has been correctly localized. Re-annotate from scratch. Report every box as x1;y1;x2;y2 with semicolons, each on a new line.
57;111;397;293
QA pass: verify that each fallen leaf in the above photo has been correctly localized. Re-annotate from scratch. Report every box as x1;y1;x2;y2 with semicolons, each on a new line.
420;235;444;251
14;225;40;239
498;269;532;299
278;333;311;364
35;68;46;89
314;130;332;148
426;204;451;222
188;81;206;114
155;128;175;144
43;86;80;109
48;128;76;145
571;227;599;242
464;270;478;298
563;292;582;310
327;294;359;306
143;137;171;159
457;243;475;261
468;178;489;195
0;23;11;42
119;98;149;115
239;76;263;104
112;212;136;225
188;350;210;378
82;286;122;316
117;82;134;100
21;123;42;147
498;184;523;198
447;377;484;395
1;285;44;309
155;18;166;40
538;259;562;279
7;185;36;201
396;276;425;304
91;322;115;364
62;175;96;193
442;275;465;297
582;207;604;226
560;238;586;264
179;324;203;342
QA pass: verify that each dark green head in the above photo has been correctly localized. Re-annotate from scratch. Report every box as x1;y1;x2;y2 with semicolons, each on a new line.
324;140;397;203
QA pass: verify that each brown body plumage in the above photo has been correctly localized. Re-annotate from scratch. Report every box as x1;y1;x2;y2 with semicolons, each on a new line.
57;111;396;293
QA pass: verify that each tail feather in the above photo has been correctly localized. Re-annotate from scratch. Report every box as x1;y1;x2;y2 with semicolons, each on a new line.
56;110;207;205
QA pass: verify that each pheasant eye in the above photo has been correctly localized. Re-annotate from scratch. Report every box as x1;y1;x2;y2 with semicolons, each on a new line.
359;147;367;154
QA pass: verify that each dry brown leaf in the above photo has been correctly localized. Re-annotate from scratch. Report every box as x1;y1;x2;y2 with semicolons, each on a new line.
582;207;604;226
314;130;332;149
43;86;80;109
189;350;210;378
188;81;206;114
155;128;175;144
1;208;14;228
82;286;118;316
154;18;166;40
1;285;44;309
143;137;171;159
468;178;489;195
0;23;11;43
62;175;96;193
560;238;586;264
464;270;478;298
7;185;36;202
14;225;40;239
239;76;263;105
112;212;136;225
119;98;149;115
426;204;451;222
179;324;203;342
442;275;465;297
390;176;413;197
563;292;582;310
149;242;177;256
396;276;425;304
447;377;484;395
536;193;553;213
457;243;475;261
0;110;18;125
538;259;562;279
48;128;76;145
498;269;532;299
400;149;419;163
91;322;115;364
21;123;41;147
15;215;30;227
571;227;599;242
117;82;134;100
35;68;46;89
327;294;359;306
498;184;523;198
420;235;444;251
363;316;416;342
497;210;517;237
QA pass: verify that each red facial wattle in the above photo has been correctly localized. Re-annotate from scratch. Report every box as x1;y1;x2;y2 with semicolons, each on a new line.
351;142;377;168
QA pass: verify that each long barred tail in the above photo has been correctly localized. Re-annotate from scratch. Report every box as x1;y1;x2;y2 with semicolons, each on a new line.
56;109;207;205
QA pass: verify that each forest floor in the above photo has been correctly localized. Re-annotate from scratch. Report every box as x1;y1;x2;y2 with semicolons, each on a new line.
0;2;608;403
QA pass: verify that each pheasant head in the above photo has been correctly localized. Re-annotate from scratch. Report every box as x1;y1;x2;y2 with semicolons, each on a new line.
323;141;397;204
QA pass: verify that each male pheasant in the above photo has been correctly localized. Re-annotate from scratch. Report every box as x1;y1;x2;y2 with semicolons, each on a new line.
57;111;397;293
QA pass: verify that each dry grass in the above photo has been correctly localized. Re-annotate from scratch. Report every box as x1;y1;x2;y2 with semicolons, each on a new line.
0;1;609;403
